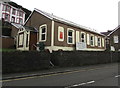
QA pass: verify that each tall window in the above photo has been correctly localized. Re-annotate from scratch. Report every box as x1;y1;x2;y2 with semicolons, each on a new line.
81;32;86;43
6;5;11;12
113;35;118;43
19;33;24;46
98;37;101;47
19;11;23;17
11;16;15;23
3;5;11;12
4;14;10;21
39;24;47;41
19;18;23;24
58;26;64;41
90;35;94;46
12;8;16;15
67;29;74;44
2;4;6;11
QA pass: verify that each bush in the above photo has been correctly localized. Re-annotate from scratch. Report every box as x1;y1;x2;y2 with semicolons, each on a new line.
2;51;51;74
51;51;119;67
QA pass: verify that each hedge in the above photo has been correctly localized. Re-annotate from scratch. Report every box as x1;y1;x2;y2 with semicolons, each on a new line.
51;51;119;67
2;51;51;74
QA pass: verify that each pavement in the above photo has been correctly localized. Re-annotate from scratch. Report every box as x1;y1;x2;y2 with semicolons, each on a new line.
2;63;118;80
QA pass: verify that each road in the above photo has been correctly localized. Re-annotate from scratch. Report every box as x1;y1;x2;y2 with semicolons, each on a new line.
2;63;119;87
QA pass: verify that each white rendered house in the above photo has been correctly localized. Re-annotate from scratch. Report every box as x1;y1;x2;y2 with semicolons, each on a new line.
0;1;25;24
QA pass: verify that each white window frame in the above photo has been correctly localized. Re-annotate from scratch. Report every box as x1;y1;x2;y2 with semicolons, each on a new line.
19;34;24;46
90;34;94;46
67;28;75;44
39;24;47;42
98;37;101;47
81;32;86;43
58;26;64;41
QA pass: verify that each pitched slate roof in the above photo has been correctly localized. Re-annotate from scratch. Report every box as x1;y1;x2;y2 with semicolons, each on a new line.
107;25;120;36
11;23;38;32
25;8;105;36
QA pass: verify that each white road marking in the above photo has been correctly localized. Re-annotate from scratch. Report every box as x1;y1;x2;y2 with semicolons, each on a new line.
86;80;95;84
115;75;120;78
65;80;95;88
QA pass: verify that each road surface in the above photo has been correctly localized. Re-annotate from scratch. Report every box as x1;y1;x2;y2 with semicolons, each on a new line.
2;63;119;87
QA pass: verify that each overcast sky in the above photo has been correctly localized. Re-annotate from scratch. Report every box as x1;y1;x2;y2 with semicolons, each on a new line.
11;0;119;32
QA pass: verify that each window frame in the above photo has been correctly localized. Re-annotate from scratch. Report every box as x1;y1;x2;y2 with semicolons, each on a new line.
2;13;10;21
12;8;16;15
90;34;94;46
39;24;47;42
18;32;24;47
81;32;86;43
58;26;64;41
11;16;15;23
67;28;75;44
98;37;101;47
113;35;119;44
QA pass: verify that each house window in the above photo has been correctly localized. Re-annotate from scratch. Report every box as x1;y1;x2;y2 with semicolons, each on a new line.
19;11;23;17
17;11;23;17
19;18;23;24
7;6;11;12
11;16;15;23
16;18;19;23
16;18;23;24
4;14;10;21
19;33;24;46
98;37;101;47
113;35;118;43
12;8;16;15
2;4;6;11
67;28;74;44
58;26;64;41
90;35;94;46
39;24;47;41
3;5;11;12
81;32;86;43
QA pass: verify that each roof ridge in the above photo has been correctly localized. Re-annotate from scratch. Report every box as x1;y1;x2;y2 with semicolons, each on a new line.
34;8;104;36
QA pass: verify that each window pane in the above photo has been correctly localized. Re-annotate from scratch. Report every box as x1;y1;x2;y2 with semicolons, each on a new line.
68;37;72;43
41;34;45;40
11;16;15;23
12;9;16;15
82;33;84;38
42;27;45;33
82;39;84;42
19;19;23;24
68;31;72;36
